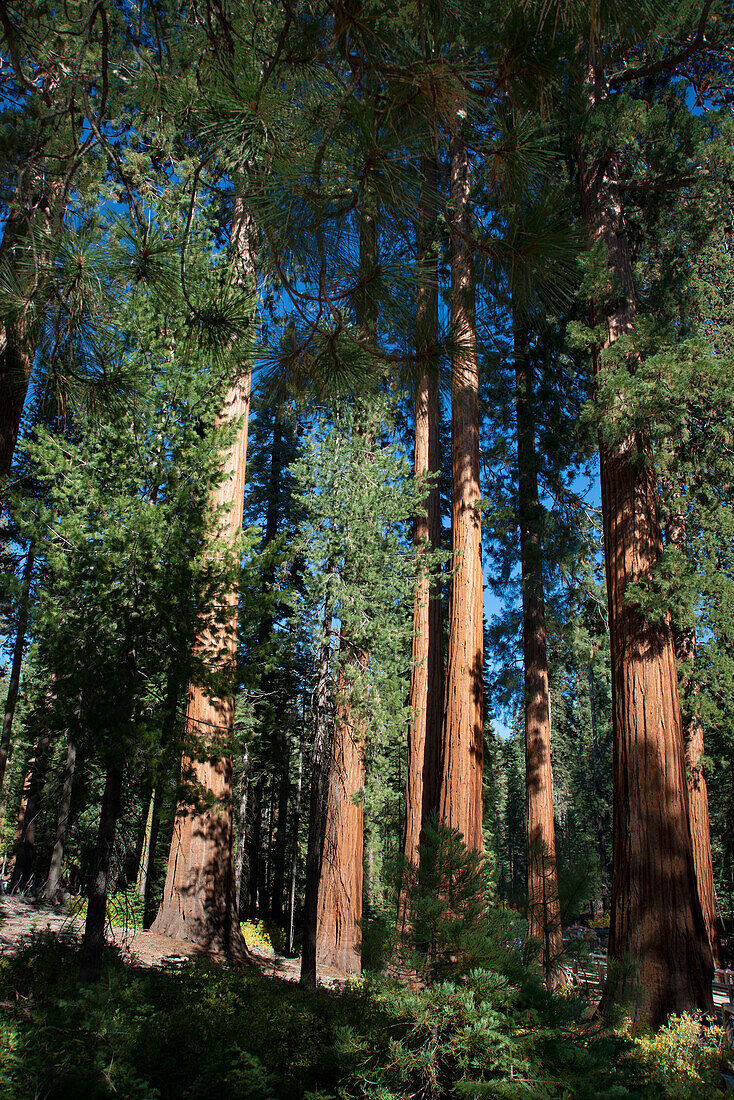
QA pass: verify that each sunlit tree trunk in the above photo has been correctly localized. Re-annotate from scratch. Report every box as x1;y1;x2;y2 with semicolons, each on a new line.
666;507;721;968
316;656;364;976
439;107;483;853
578;145;713;1025
514;324;563;986
301;591;333;986
151;196;254;957
399;156;443;930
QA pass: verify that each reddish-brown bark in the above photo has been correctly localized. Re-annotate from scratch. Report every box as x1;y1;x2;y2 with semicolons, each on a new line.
400;156;443;929
667;510;721;967
316;659;365;976
514;327;563;986
438;110;483;854
151;197;253;958
579;148;713;1025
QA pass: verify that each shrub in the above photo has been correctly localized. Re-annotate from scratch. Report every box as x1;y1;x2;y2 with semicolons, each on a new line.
630;1012;725;1099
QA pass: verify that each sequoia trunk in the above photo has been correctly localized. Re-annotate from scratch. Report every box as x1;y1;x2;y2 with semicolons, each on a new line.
151;196;254;957
666;507;720;967
316;657;365;976
44;734;76;900
579;147;713;1025
300;592;333;986
514;325;563;986
439;108;483;853
400;156;443;928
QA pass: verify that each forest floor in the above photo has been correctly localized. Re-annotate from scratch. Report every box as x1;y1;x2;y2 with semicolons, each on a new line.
0;893;342;984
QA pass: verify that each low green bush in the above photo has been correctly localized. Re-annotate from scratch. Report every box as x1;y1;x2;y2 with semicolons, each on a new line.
628;1012;726;1099
68;888;145;931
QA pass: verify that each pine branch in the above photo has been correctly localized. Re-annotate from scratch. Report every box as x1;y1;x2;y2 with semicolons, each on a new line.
607;0;713;88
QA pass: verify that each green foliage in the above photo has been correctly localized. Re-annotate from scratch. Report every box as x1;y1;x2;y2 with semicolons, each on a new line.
69;888;145;932
0;934;641;1100
627;1013;726;1100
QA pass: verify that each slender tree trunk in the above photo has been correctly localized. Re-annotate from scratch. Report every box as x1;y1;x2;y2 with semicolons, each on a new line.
400;155;443;932
316;656;364;976
142;785;163;929
248;775;263;918
44;734;76;900
0;542;34;793
286;734;303;956
234;749;249;917
586;663;610;894
11;702;53;892
301;593;333;986
80;760;124;982
578;146;713;1025
270;735;291;925
136;787;156;899
666;508;721;967
151;196;254;958
514;325;563;987
439;107;483;853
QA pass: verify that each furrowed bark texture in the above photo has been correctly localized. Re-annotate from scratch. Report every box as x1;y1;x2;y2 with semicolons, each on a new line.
400;155;443;928
439;112;483;853
45;734;76;900
667;508;720;967
514;327;563;985
151;197;253;958
301;594;333;986
316;659;365;976
579;148;713;1026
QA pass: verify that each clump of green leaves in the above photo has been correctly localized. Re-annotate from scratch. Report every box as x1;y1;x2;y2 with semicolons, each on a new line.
627;1012;726;1100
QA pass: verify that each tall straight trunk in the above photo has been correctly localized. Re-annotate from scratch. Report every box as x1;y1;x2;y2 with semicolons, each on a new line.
0;542;34;793
151;196;254;957
142;785;164;929
586;663;610;892
286;733;303;955
301;593;333;986
270;734;291;924
135;787;156;898
666;508;720;967
316;655;365;976
439;107;483;853
234;749;249;916
578;145;713;1025
44;734;76;899
248;775;264;918
80;760;124;981
11;694;53;892
401;155;443;927
514;325;563;986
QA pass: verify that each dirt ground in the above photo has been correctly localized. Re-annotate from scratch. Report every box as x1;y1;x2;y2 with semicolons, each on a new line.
0;893;339;985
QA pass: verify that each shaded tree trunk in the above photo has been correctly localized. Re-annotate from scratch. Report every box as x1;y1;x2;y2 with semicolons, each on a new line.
0;542;35;793
248;774;264;918
300;592;333;986
514;325;562;987
400;155;443;932
234;749;249;917
316;656;364;976
80;760;124;981
151;195;254;958
439;107;483;853
44;734;76;900
286;733;303;956
666;508;721;968
11;686;54;892
270;734;291;924
578;145;713;1026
